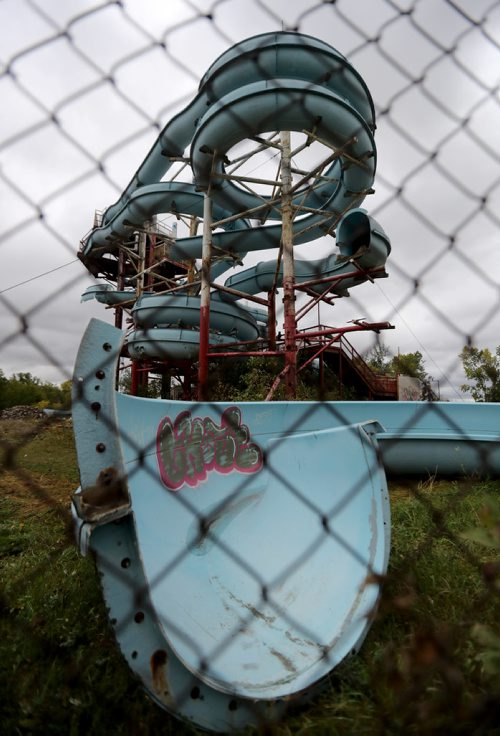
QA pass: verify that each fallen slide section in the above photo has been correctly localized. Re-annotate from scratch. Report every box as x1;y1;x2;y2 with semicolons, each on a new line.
72;321;500;732
72;319;391;731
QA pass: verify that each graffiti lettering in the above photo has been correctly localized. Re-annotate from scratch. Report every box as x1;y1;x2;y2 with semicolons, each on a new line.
156;406;263;490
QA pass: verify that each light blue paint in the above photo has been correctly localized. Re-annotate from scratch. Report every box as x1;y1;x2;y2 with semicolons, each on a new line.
82;32;377;261
80;31;390;359
90;517;295;731
71;318;500;731
71;319;390;722
71;30;500;733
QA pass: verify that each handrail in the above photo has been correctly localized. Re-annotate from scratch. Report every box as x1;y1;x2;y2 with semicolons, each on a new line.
295;325;397;397
339;335;397;395
81;211;177;251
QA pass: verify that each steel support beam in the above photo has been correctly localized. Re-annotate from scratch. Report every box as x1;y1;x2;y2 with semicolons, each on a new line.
280;131;297;398
198;193;212;400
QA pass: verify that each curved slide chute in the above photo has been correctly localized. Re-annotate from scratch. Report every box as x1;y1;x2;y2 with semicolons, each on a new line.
129;294;263;361
82;32;376;260
81;31;390;360
71;319;391;730
72;32;395;731
71;319;500;733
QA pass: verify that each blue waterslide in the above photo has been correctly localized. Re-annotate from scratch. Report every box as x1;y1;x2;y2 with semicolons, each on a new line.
83;32;377;259
71;319;391;728
72;32;500;734
80;31;390;357
82;206;390;358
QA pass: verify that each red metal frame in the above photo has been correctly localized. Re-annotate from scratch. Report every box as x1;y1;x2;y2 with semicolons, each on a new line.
105;147;394;401
117;266;395;400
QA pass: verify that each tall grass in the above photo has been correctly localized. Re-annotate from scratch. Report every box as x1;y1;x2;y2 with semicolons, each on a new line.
1;419;499;734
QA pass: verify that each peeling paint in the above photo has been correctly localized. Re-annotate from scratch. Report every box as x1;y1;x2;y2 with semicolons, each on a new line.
222;586;277;626
150;649;170;699
73;466;130;522
368;494;379;565
284;630;320;651
269;648;297;674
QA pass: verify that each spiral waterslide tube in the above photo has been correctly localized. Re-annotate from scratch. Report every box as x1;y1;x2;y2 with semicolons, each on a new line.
82;31;377;260
80;31;390;357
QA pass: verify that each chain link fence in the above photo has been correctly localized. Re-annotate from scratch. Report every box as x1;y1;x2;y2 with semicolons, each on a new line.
1;1;500;733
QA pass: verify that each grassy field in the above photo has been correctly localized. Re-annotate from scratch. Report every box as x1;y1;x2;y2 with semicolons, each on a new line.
1;417;499;735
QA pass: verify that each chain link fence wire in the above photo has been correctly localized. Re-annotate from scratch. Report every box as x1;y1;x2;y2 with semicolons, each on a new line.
1;1;500;733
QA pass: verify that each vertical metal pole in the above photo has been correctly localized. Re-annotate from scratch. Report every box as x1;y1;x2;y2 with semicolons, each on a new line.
268;291;276;350
115;250;125;329
319;351;325;398
161;371;170;400
131;362;139;396
339;338;343;399
114;249;125;390
198;193;212;401
183;365;192;401
141;224;152;396
133;226;148;396
281;131;297;398
136;228;147;298
187;216;199;295
146;216;156;292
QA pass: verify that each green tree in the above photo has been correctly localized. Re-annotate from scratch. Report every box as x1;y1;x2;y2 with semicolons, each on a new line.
366;345;436;400
391;351;428;381
460;345;500;402
0;369;9;410
59;380;72;409
3;372;43;407
206;356;348;401
0;371;68;410
367;345;429;380
366;343;391;373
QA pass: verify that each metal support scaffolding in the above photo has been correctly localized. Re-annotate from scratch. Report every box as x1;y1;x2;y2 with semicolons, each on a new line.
198;192;212;401
95;127;391;404
268;290;276;349
280;131;297;399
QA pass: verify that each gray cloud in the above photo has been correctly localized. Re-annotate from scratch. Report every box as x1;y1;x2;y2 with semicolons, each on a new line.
1;0;499;402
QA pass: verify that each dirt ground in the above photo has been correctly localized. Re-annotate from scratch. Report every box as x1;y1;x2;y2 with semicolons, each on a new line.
0;416;76;516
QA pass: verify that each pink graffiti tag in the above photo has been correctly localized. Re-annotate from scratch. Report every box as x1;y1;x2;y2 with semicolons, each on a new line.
156;406;263;490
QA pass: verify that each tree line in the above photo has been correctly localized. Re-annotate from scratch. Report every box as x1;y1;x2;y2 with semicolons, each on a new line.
0;370;71;411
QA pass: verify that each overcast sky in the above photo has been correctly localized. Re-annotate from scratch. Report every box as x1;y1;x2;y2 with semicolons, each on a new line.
1;0;499;400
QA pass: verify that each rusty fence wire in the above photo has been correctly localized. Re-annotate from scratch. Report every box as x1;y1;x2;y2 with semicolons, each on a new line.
1;1;500;734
